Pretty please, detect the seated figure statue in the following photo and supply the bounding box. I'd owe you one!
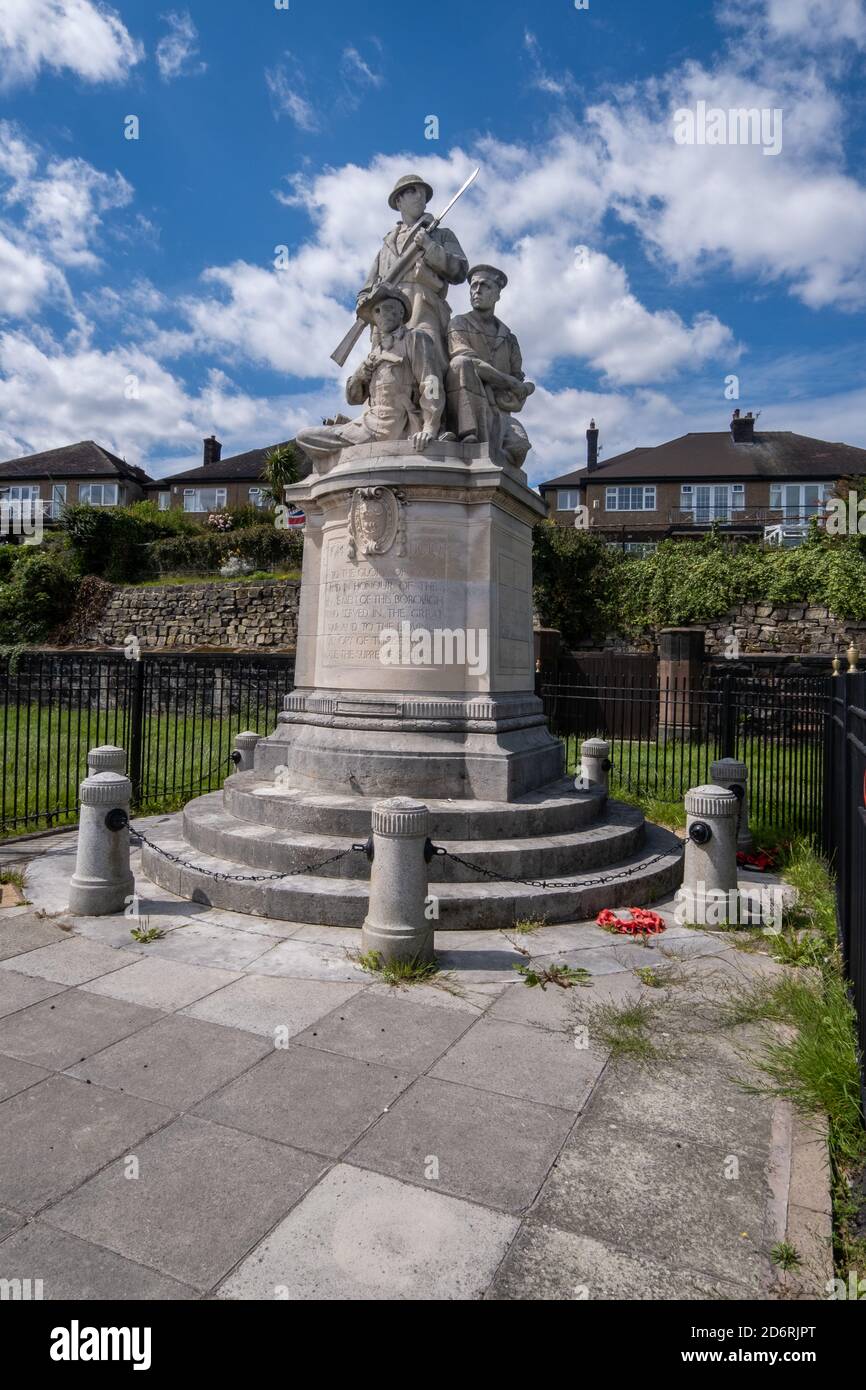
[295,286,444,467]
[445,264,535,468]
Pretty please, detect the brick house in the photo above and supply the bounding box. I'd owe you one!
[0,440,152,526]
[538,413,866,552]
[146,436,306,514]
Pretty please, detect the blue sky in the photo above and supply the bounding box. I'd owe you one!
[1,0,866,486]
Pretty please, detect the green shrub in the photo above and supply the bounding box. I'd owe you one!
[146,524,303,576]
[62,502,207,582]
[0,547,80,642]
[532,523,622,645]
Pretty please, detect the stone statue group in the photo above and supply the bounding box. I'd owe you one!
[296,172,535,470]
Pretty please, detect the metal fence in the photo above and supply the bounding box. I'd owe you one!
[0,650,295,835]
[825,672,866,1105]
[539,667,832,837]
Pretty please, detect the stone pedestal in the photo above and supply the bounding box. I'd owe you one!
[680,783,738,921]
[259,441,563,800]
[710,756,754,851]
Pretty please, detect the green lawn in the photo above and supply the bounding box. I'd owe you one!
[0,703,279,836]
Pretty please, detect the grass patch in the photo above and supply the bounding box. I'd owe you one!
[587,996,668,1061]
[352,948,440,987]
[510,916,546,935]
[770,1241,802,1272]
[0,868,26,892]
[127,569,301,588]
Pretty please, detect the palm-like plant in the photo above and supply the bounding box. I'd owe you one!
[261,442,300,506]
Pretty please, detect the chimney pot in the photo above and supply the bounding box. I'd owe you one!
[586,419,600,472]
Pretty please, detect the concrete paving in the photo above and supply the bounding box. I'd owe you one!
[0,825,834,1301]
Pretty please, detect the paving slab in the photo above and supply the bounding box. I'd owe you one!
[66,912,198,948]
[429,1016,606,1110]
[0,937,139,986]
[66,1014,272,1110]
[181,972,364,1037]
[193,906,301,939]
[294,990,472,1074]
[0,1052,51,1102]
[349,1075,574,1213]
[486,978,591,1031]
[0,1074,171,1214]
[196,1046,412,1157]
[0,1222,197,1300]
[216,1164,519,1301]
[0,913,69,961]
[531,1107,773,1291]
[248,938,370,983]
[487,1221,754,1301]
[136,921,275,971]
[431,944,525,985]
[0,990,162,1070]
[0,969,66,1018]
[0,1207,23,1240]
[83,956,243,1012]
[46,1114,326,1290]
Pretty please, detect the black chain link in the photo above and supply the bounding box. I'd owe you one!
[130,824,358,882]
[438,847,675,891]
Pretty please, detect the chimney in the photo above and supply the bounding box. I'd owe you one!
[730,409,755,444]
[586,418,599,471]
[203,434,222,467]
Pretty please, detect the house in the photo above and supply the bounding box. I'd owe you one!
[538,412,866,552]
[146,436,306,514]
[0,440,152,526]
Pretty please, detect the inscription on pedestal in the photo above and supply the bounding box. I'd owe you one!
[320,537,451,670]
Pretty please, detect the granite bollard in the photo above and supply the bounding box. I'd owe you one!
[232,731,261,773]
[87,745,126,775]
[361,797,433,965]
[68,770,135,915]
[710,756,754,851]
[679,783,738,923]
[579,738,611,796]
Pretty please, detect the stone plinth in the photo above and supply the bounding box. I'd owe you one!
[259,441,563,800]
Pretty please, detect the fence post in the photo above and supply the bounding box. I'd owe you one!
[128,658,146,809]
[720,673,736,758]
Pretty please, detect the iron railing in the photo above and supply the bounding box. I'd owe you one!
[539,667,831,838]
[0,649,295,835]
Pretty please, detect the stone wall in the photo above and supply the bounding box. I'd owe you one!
[703,603,866,657]
[76,578,300,651]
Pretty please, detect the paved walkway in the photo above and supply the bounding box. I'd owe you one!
[0,819,833,1300]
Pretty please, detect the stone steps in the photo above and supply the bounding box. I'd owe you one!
[222,771,603,838]
[139,820,684,930]
[182,792,646,882]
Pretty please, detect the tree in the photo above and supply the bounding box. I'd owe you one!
[261,442,300,506]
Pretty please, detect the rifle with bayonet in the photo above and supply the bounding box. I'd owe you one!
[330,167,479,367]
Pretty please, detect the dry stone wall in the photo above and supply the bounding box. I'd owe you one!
[76,578,300,651]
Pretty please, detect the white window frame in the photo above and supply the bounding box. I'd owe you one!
[45,483,67,520]
[0,484,41,524]
[556,489,579,511]
[248,486,271,509]
[157,491,171,511]
[183,486,227,513]
[605,485,656,512]
[79,481,119,507]
[680,483,745,522]
[769,482,829,522]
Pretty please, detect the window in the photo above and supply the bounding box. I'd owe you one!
[680,483,745,523]
[79,482,119,506]
[249,486,271,509]
[0,484,40,523]
[45,483,66,520]
[605,486,656,512]
[769,483,828,522]
[556,489,579,511]
[623,541,658,557]
[157,491,170,511]
[183,487,227,512]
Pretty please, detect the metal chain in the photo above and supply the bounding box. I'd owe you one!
[437,847,675,891]
[129,824,358,882]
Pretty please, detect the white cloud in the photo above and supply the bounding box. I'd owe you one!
[156,10,205,81]
[523,30,578,98]
[0,123,132,270]
[0,230,56,316]
[720,0,866,49]
[0,0,143,86]
[265,55,320,132]
[341,45,382,91]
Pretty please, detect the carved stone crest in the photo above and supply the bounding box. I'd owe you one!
[347,486,406,561]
